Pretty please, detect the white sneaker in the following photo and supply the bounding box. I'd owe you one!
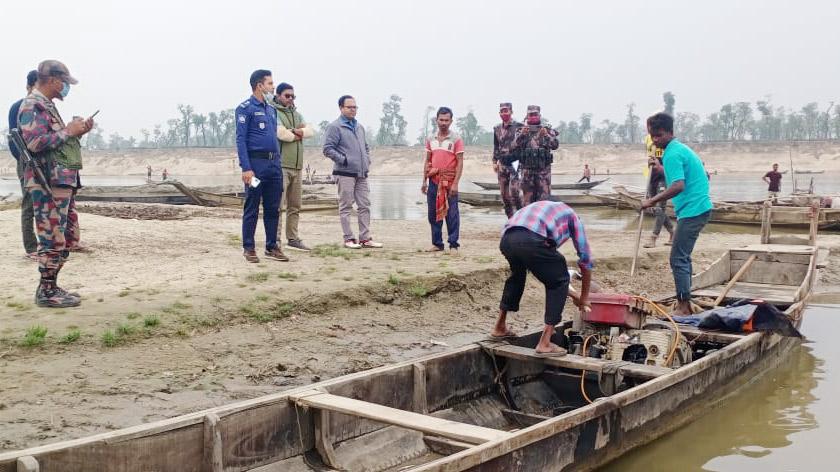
[344,239,362,249]
[360,239,383,248]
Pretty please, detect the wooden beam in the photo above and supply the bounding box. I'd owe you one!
[715,255,757,306]
[313,409,339,469]
[760,201,772,244]
[290,391,510,445]
[16,456,39,472]
[201,413,223,472]
[413,363,427,414]
[487,344,671,380]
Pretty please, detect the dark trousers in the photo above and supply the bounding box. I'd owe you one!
[427,180,460,249]
[670,211,710,301]
[242,158,283,251]
[577,176,590,183]
[16,158,37,253]
[499,227,570,325]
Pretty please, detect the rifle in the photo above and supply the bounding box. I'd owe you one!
[8,128,52,196]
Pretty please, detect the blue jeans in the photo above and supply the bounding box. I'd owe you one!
[242,158,283,251]
[427,180,460,249]
[670,211,710,301]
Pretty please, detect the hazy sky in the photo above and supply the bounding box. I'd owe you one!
[3,0,838,139]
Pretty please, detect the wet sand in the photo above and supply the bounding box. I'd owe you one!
[1,203,839,452]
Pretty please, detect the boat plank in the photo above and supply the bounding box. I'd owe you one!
[693,281,798,304]
[289,391,509,445]
[729,259,808,285]
[487,344,671,380]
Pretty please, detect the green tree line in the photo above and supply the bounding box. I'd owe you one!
[2,92,837,151]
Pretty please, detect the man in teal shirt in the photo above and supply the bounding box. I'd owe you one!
[641,112,712,315]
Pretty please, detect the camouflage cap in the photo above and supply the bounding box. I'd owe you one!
[499,102,513,110]
[527,105,541,114]
[37,60,78,84]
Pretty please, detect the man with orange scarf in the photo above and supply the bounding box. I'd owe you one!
[421,107,464,253]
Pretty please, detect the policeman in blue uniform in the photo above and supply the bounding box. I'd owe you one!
[236,69,287,263]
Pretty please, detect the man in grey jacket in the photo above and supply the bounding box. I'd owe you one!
[323,95,383,249]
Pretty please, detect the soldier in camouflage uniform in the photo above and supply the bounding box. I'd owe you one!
[514,105,559,204]
[492,102,523,217]
[18,60,93,308]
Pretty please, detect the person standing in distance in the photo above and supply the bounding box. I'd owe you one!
[235,69,287,263]
[763,163,783,202]
[7,70,38,259]
[492,102,524,218]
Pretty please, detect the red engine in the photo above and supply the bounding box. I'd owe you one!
[582,293,648,329]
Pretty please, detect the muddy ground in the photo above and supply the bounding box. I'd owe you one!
[1,203,839,452]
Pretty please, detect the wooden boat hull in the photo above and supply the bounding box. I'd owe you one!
[459,192,609,207]
[76,182,338,212]
[0,245,815,472]
[472,179,607,191]
[612,185,840,230]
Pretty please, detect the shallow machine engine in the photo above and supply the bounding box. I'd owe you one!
[570,293,692,368]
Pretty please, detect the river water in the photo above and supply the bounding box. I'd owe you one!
[3,173,839,234]
[602,305,840,471]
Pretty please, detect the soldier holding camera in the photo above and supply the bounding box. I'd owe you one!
[513,105,559,204]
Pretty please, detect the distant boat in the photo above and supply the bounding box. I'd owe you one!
[459,191,613,207]
[76,181,338,211]
[472,178,609,191]
[793,170,825,175]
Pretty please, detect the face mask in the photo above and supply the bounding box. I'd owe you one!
[59,82,70,98]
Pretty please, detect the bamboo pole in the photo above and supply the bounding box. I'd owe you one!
[713,255,757,306]
[630,167,653,277]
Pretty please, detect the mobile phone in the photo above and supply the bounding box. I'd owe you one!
[89,110,100,120]
[250,176,261,188]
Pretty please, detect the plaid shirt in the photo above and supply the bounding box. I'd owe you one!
[503,201,594,270]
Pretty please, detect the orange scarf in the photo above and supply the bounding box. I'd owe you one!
[429,168,457,222]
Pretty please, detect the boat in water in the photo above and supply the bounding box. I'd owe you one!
[472,178,608,191]
[0,221,820,471]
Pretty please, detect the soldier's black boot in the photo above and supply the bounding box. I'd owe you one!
[35,273,80,308]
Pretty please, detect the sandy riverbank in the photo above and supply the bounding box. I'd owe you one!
[2,141,840,179]
[1,203,839,451]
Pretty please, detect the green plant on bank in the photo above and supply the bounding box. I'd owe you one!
[246,272,271,283]
[162,301,193,314]
[408,283,429,298]
[117,323,135,337]
[311,244,354,260]
[226,234,242,247]
[278,272,298,280]
[6,301,30,311]
[475,256,493,263]
[388,274,400,285]
[241,300,295,323]
[21,326,48,347]
[117,290,130,297]
[143,315,160,328]
[126,312,141,320]
[59,329,81,344]
[101,330,119,347]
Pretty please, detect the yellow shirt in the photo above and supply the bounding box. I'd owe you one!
[646,134,663,159]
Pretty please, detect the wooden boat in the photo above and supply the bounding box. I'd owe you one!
[612,184,840,230]
[472,178,608,191]
[459,191,610,207]
[76,182,338,212]
[0,233,818,471]
[793,170,825,174]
